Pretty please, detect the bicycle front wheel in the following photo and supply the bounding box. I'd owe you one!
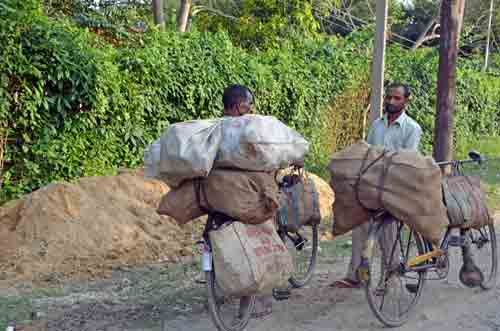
[206,270,255,331]
[364,221,427,327]
[279,224,318,288]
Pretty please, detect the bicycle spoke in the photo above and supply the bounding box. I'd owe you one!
[365,220,426,327]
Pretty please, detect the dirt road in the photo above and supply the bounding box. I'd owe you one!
[5,223,499,331]
[163,248,500,331]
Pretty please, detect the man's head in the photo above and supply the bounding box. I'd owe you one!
[384,82,411,114]
[223,84,254,117]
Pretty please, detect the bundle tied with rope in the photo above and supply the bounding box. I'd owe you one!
[328,141,448,245]
[157,169,280,225]
[276,168,322,232]
[157,169,293,296]
[442,175,493,229]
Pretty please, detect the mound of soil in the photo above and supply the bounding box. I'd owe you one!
[0,169,333,284]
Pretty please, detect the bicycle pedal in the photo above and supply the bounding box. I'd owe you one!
[448,235,469,247]
[272,288,291,301]
[295,239,307,251]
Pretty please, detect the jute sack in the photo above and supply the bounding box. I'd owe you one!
[209,219,294,296]
[442,175,492,229]
[157,169,279,225]
[277,174,321,232]
[157,183,204,224]
[328,141,448,244]
[330,178,371,236]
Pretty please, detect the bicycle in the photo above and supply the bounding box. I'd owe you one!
[199,167,319,331]
[358,151,498,327]
[200,212,255,331]
[275,168,319,289]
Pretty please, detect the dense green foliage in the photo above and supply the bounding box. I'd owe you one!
[0,0,499,202]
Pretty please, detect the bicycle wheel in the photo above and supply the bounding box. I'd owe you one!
[467,224,498,290]
[364,220,427,327]
[206,270,255,331]
[279,224,318,288]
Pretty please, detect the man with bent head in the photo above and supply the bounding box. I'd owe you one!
[221,84,273,319]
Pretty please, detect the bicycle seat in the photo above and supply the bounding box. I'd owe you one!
[468,150,482,163]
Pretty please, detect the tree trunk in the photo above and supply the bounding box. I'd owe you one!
[484,0,495,71]
[152,0,165,30]
[177,0,192,33]
[433,0,465,166]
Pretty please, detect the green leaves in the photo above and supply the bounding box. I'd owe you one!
[1,0,500,203]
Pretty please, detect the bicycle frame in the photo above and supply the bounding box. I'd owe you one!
[380,155,485,274]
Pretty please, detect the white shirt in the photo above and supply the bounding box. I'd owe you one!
[366,112,422,152]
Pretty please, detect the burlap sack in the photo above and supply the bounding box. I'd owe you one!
[330,179,371,236]
[277,175,322,232]
[442,175,492,229]
[157,183,204,224]
[157,169,280,225]
[328,141,448,244]
[209,219,294,296]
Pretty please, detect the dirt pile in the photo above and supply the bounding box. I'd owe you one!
[0,170,333,283]
[307,173,335,219]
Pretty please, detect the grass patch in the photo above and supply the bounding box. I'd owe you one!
[454,135,500,211]
[0,296,34,329]
[0,285,68,329]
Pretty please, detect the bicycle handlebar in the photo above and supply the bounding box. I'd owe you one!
[436,150,485,166]
[436,158,481,166]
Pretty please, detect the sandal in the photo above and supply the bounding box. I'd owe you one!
[330,278,362,289]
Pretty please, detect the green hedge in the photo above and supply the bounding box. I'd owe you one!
[386,47,500,155]
[1,0,499,202]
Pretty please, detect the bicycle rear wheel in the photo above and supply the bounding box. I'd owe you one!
[467,223,498,290]
[206,270,255,331]
[364,220,427,327]
[279,224,318,288]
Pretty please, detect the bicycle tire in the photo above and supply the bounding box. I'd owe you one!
[364,221,427,328]
[206,270,255,331]
[280,224,319,288]
[469,224,498,290]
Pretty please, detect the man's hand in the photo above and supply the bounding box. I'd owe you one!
[291,159,305,168]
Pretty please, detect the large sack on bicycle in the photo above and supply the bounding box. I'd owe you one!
[157,183,205,224]
[215,115,309,171]
[330,178,371,235]
[158,119,222,187]
[277,174,322,232]
[442,175,492,229]
[157,170,279,225]
[210,219,294,296]
[328,141,448,244]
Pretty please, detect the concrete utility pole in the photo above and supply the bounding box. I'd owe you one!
[369,0,389,123]
[433,0,465,163]
[152,0,165,30]
[484,0,495,71]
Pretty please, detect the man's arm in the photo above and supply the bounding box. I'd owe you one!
[404,126,422,151]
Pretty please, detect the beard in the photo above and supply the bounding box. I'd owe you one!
[385,104,403,114]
